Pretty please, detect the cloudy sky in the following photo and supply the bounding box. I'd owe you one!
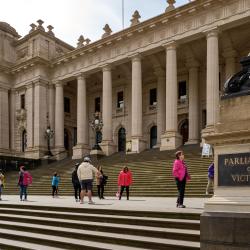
[1,0,188,47]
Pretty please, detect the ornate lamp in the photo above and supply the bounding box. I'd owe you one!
[90,112,103,150]
[45,126,54,156]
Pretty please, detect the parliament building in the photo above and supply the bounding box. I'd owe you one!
[0,0,249,159]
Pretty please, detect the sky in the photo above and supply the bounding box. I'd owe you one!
[0,0,188,47]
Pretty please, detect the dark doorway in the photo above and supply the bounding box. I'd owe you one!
[150,126,157,148]
[22,130,27,152]
[118,127,126,152]
[179,119,189,144]
[64,129,69,151]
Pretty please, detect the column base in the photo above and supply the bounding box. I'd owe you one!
[53,147,67,160]
[99,141,116,156]
[185,139,200,145]
[25,146,47,159]
[160,131,182,151]
[129,137,146,154]
[72,144,90,159]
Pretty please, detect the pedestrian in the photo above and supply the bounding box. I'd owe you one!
[51,172,60,197]
[172,151,191,208]
[77,156,99,204]
[18,166,32,201]
[206,162,214,195]
[96,166,107,199]
[72,163,81,202]
[118,166,133,200]
[0,170,5,201]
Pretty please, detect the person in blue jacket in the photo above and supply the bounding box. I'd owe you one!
[51,172,60,197]
[206,163,214,195]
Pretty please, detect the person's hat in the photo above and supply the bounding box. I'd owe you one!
[83,156,91,163]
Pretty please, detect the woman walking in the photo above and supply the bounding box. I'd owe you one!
[118,166,133,200]
[172,151,190,208]
[72,163,81,202]
[18,166,32,201]
[51,172,60,197]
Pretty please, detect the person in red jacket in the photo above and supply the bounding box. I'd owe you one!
[172,151,191,208]
[18,166,32,201]
[118,166,132,200]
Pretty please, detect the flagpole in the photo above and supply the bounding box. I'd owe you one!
[122,0,124,29]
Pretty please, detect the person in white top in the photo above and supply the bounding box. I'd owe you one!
[77,156,99,204]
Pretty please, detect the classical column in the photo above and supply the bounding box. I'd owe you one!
[33,80,47,156]
[224,50,237,82]
[73,74,89,159]
[154,68,166,146]
[99,65,116,156]
[161,42,182,150]
[54,82,65,152]
[131,54,146,153]
[186,61,200,144]
[206,29,219,129]
[9,90,16,151]
[0,87,9,151]
[48,84,55,147]
[26,83,34,149]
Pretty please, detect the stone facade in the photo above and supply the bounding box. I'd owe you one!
[0,0,249,159]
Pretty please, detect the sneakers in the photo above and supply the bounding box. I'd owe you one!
[178,204,186,208]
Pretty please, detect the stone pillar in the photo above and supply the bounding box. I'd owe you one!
[224,50,237,82]
[0,87,9,153]
[73,74,89,159]
[48,84,55,148]
[26,83,34,149]
[154,68,166,147]
[205,29,220,131]
[186,61,200,145]
[54,82,65,155]
[99,65,116,156]
[161,42,182,151]
[33,80,47,157]
[131,54,146,153]
[9,90,16,151]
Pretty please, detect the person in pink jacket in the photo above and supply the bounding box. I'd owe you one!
[18,166,33,201]
[172,151,190,208]
[118,166,133,200]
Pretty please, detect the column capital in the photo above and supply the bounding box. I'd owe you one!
[204,27,220,39]
[162,41,177,51]
[32,78,49,87]
[102,64,112,72]
[130,53,142,63]
[76,72,87,81]
[26,82,34,89]
[52,80,65,87]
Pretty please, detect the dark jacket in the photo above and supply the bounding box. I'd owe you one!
[72,170,80,186]
[208,163,214,179]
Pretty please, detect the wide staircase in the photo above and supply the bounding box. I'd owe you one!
[3,145,212,197]
[0,204,200,250]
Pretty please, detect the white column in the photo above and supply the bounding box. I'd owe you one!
[131,54,145,153]
[55,82,64,150]
[206,29,219,128]
[0,87,9,151]
[48,84,55,147]
[160,42,182,150]
[187,62,199,144]
[33,81,47,152]
[154,68,166,146]
[26,83,34,149]
[10,90,16,150]
[102,65,113,142]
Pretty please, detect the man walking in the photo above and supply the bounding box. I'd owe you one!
[77,156,99,204]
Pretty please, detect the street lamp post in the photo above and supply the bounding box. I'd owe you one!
[45,126,54,156]
[90,112,103,150]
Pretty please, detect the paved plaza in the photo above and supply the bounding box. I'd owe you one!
[0,195,207,214]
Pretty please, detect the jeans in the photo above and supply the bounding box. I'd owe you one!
[52,185,58,197]
[175,178,186,206]
[206,177,214,194]
[20,185,27,200]
[97,185,105,199]
[119,186,130,200]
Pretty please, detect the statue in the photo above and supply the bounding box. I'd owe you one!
[223,54,250,98]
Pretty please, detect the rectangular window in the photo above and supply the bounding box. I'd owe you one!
[95,97,101,112]
[64,97,70,113]
[21,94,25,109]
[150,88,157,105]
[117,91,124,108]
[178,81,187,103]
